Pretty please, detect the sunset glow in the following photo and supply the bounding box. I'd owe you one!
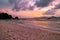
[0,0,60,18]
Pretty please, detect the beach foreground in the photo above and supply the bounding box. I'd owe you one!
[0,20,60,40]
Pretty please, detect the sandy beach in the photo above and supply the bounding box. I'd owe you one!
[0,20,60,40]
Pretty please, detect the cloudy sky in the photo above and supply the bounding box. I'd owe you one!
[0,0,60,18]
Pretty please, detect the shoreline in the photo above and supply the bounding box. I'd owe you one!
[0,20,60,40]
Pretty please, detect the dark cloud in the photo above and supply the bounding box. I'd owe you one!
[43,9,56,15]
[28,6,34,10]
[0,0,54,11]
[12,0,28,11]
[8,0,21,11]
[8,0,15,4]
[54,4,60,9]
[9,0,35,11]
[12,4,20,11]
[35,0,53,7]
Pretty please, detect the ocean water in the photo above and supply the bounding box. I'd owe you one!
[9,20,60,29]
[3,20,60,32]
[14,20,60,32]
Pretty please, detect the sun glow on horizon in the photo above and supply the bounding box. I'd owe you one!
[0,7,60,18]
[0,8,45,18]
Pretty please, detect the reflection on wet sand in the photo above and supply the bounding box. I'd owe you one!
[0,20,60,40]
[18,20,60,29]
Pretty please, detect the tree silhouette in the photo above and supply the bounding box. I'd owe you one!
[14,17,19,19]
[0,12,13,19]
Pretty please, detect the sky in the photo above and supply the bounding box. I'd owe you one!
[0,0,60,18]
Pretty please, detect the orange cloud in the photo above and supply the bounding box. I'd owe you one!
[0,8,44,18]
[0,8,60,18]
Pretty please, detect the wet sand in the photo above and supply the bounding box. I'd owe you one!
[0,20,60,40]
